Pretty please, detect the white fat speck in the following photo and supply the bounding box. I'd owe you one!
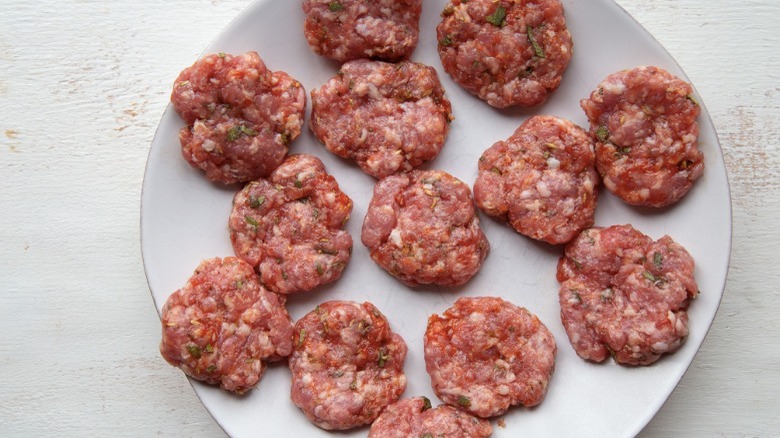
[358,128,368,143]
[638,188,650,200]
[469,312,486,323]
[497,385,510,395]
[202,139,217,152]
[652,342,669,352]
[604,79,627,94]
[536,180,551,198]
[389,228,402,247]
[546,156,561,169]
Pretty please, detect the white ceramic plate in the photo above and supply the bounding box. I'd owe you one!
[141,0,731,436]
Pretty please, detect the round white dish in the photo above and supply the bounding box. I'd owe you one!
[141,0,732,436]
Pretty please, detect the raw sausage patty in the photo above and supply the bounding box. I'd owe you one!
[580,66,703,207]
[437,0,573,108]
[159,257,293,393]
[369,396,492,438]
[424,297,557,418]
[361,169,489,287]
[289,301,408,430]
[171,51,306,184]
[302,0,422,62]
[229,154,353,294]
[310,59,453,179]
[474,115,598,245]
[557,224,698,365]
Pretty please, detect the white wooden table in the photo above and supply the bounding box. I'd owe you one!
[2,0,778,436]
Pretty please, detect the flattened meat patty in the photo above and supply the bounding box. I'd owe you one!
[303,0,422,62]
[159,257,293,393]
[171,51,306,184]
[557,224,698,365]
[424,297,557,418]
[361,169,489,287]
[289,301,408,430]
[437,0,573,108]
[310,59,453,179]
[229,154,353,294]
[474,115,598,245]
[580,66,703,207]
[369,396,492,438]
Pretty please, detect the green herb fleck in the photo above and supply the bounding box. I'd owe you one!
[595,125,610,143]
[218,52,226,58]
[490,166,502,176]
[527,25,545,58]
[177,80,190,87]
[570,290,582,303]
[377,348,390,368]
[420,434,433,438]
[298,329,306,347]
[350,380,358,390]
[600,288,614,302]
[294,179,303,188]
[227,125,258,142]
[328,1,344,12]
[316,264,324,276]
[486,5,506,27]
[240,125,258,136]
[653,252,663,269]
[439,35,453,46]
[244,215,259,228]
[686,94,699,106]
[421,396,432,412]
[642,271,665,285]
[282,270,288,280]
[205,344,214,353]
[249,195,266,209]
[186,344,202,359]
[458,395,472,408]
[206,364,217,373]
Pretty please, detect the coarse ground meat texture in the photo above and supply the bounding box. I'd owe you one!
[437,0,573,108]
[369,396,492,438]
[289,301,408,430]
[302,0,422,62]
[171,52,306,184]
[424,297,557,418]
[310,59,454,179]
[580,66,703,207]
[361,169,489,287]
[229,154,353,295]
[557,224,699,365]
[474,115,598,245]
[159,257,293,393]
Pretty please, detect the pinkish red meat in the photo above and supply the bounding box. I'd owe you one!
[159,257,293,393]
[474,115,598,245]
[557,224,698,365]
[229,154,353,294]
[310,59,453,179]
[289,301,408,430]
[580,66,703,207]
[302,0,422,62]
[437,0,573,107]
[424,297,556,418]
[361,169,489,287]
[171,52,306,184]
[369,396,492,438]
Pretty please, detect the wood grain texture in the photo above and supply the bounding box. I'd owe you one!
[1,0,778,436]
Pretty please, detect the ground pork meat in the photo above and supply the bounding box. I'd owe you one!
[229,154,353,294]
[289,301,408,430]
[437,0,573,108]
[369,396,492,438]
[580,66,703,207]
[557,224,698,365]
[361,169,489,287]
[424,297,556,418]
[474,115,598,245]
[303,0,422,62]
[310,59,453,179]
[159,257,293,393]
[171,51,306,184]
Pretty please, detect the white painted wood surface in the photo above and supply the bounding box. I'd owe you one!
[1,0,777,436]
